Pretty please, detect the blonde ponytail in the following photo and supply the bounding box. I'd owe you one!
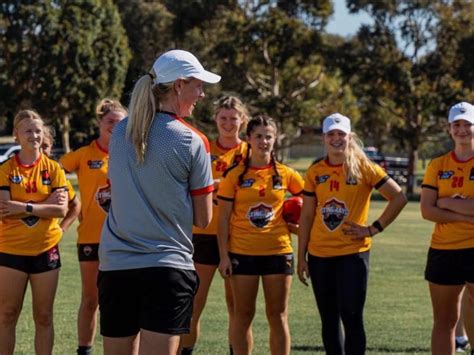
[344,132,375,182]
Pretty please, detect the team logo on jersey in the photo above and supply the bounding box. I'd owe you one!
[247,203,274,228]
[321,198,349,231]
[9,175,22,184]
[211,154,218,162]
[240,178,255,188]
[315,175,330,184]
[233,154,243,164]
[41,170,51,185]
[47,246,60,269]
[96,181,111,213]
[346,177,358,185]
[438,170,454,179]
[88,160,104,169]
[83,245,93,256]
[21,200,40,227]
[470,168,474,180]
[272,175,283,189]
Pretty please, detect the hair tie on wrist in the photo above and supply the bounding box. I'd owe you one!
[372,220,384,233]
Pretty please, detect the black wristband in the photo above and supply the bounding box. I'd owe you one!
[372,220,384,233]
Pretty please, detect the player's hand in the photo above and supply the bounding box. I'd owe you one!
[43,188,68,206]
[0,200,26,218]
[342,221,372,239]
[297,257,309,287]
[287,222,299,235]
[218,255,232,278]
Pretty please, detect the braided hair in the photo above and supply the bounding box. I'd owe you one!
[238,115,280,186]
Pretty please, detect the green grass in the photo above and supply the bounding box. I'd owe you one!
[12,201,435,354]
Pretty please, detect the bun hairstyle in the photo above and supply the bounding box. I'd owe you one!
[215,95,249,132]
[238,115,281,186]
[96,98,127,120]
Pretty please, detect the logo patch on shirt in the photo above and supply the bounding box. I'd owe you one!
[96,180,111,213]
[247,203,274,228]
[211,154,218,162]
[321,198,349,231]
[88,160,104,169]
[41,170,51,185]
[438,170,454,179]
[9,175,22,184]
[240,178,255,188]
[233,154,243,164]
[470,168,474,180]
[272,175,283,189]
[316,175,330,184]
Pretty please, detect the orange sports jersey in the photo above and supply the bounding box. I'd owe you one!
[218,162,304,255]
[304,158,388,257]
[0,154,67,255]
[422,151,474,250]
[60,140,109,244]
[193,140,248,236]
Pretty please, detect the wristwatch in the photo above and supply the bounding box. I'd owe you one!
[25,203,33,214]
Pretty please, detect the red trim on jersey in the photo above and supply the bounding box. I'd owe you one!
[216,139,242,151]
[249,164,272,170]
[190,185,214,196]
[175,118,211,153]
[95,139,109,154]
[15,153,42,168]
[451,151,474,163]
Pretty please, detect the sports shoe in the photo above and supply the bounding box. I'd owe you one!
[455,337,469,352]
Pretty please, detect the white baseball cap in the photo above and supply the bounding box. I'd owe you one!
[152,49,221,84]
[448,102,474,124]
[323,113,351,134]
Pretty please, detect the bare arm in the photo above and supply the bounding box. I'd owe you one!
[0,189,68,219]
[297,194,316,286]
[217,198,233,277]
[192,193,212,228]
[436,197,474,217]
[60,196,81,232]
[343,178,407,238]
[421,188,474,223]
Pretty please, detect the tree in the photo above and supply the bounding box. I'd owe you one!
[0,0,131,150]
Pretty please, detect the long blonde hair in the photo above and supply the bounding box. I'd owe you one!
[344,132,375,182]
[126,69,175,164]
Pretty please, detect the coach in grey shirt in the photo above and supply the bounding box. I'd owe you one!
[98,50,219,354]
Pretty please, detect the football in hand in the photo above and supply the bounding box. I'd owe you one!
[282,196,303,224]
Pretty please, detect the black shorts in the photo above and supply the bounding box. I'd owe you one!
[77,243,99,262]
[229,252,294,276]
[98,267,199,337]
[193,234,219,265]
[0,245,61,274]
[425,247,474,285]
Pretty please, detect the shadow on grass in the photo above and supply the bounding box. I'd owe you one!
[292,345,430,353]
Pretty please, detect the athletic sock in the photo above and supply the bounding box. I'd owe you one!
[181,347,194,355]
[456,335,469,343]
[77,346,92,355]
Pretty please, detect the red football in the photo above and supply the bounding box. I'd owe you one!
[282,196,303,224]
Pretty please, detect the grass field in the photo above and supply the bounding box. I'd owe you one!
[12,201,436,354]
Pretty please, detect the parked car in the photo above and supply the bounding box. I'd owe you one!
[0,144,21,163]
[364,147,409,185]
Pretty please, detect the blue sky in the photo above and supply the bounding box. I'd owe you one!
[326,0,372,37]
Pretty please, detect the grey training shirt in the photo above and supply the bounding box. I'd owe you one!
[99,112,213,271]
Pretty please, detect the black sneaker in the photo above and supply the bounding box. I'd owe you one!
[455,338,469,352]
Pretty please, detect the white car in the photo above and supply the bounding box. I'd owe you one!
[0,145,21,163]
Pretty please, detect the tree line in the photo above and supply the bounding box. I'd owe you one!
[1,0,473,194]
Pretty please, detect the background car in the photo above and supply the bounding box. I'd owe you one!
[0,144,21,163]
[364,146,409,185]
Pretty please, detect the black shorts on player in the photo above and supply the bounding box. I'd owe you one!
[192,234,219,266]
[0,245,61,274]
[425,247,474,285]
[229,252,294,276]
[98,266,199,337]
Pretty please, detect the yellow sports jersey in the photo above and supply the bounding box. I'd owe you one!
[0,154,67,255]
[60,140,109,244]
[66,179,76,202]
[218,162,304,255]
[304,158,388,257]
[422,151,474,250]
[193,140,248,236]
